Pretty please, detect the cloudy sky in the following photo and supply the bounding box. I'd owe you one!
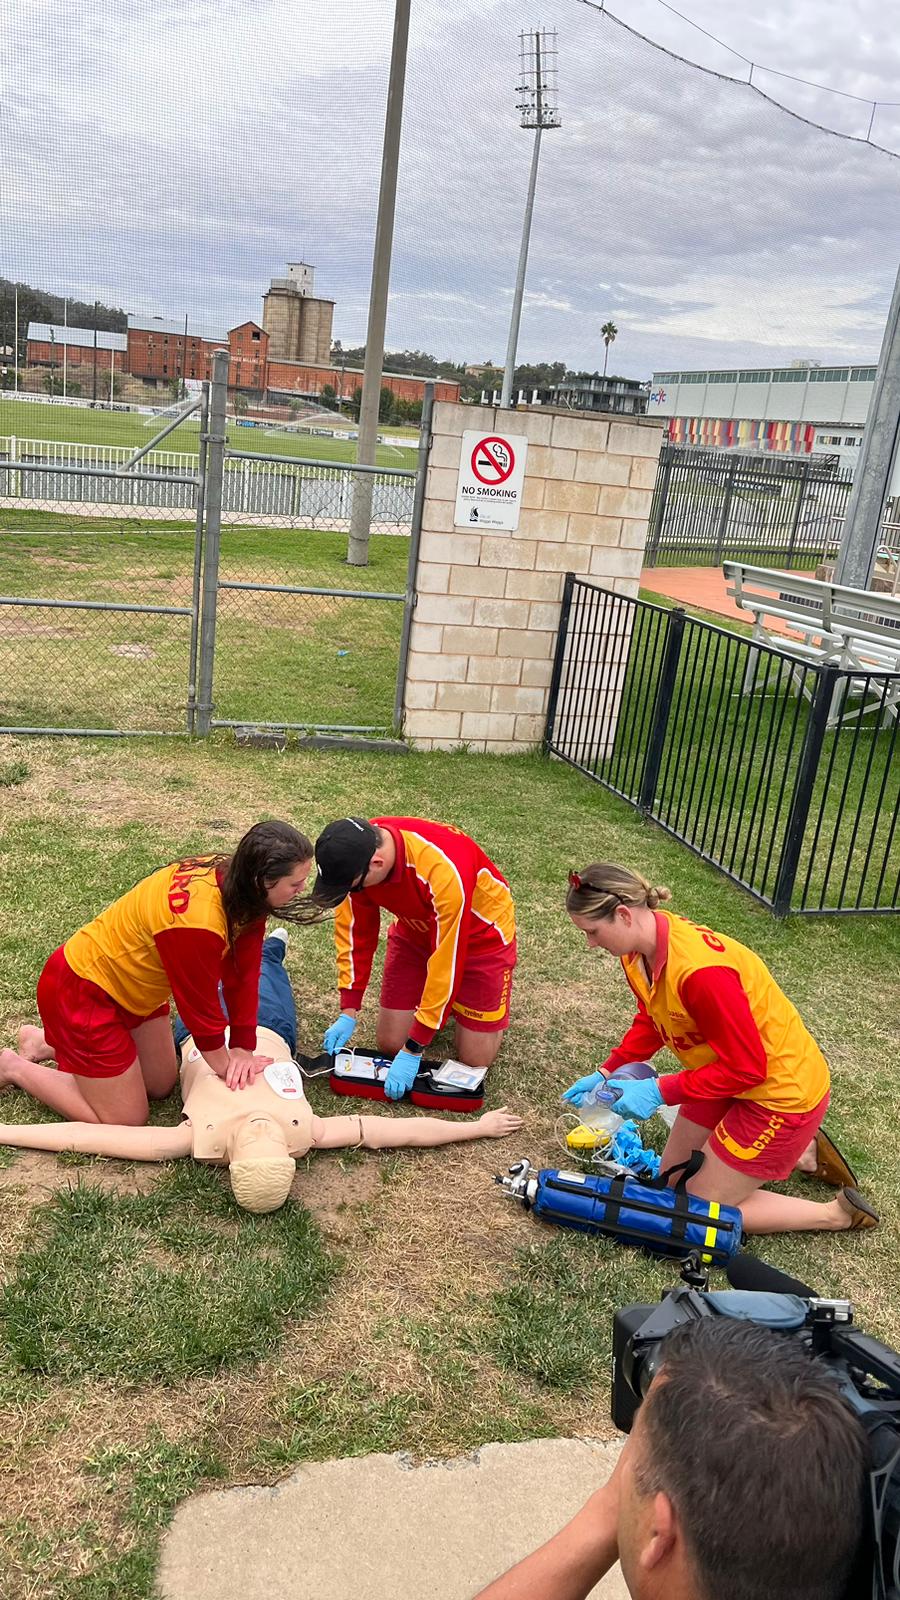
[3,0,899,376]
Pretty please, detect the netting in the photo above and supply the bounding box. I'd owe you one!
[2,0,898,376]
[2,0,899,734]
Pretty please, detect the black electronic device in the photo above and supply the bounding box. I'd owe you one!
[610,1253,900,1599]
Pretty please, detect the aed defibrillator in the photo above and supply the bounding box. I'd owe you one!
[297,1046,487,1112]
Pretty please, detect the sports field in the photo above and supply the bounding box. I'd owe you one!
[0,397,418,469]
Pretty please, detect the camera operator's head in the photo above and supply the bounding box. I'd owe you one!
[618,1317,869,1600]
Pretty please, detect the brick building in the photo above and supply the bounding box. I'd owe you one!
[265,360,460,405]
[26,322,128,373]
[28,293,458,405]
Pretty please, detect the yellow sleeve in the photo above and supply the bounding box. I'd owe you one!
[410,843,471,1044]
[335,893,381,1008]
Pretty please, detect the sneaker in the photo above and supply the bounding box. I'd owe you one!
[269,928,288,948]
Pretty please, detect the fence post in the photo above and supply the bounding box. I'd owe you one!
[195,351,228,737]
[645,445,673,567]
[784,458,811,570]
[638,607,685,813]
[714,454,739,563]
[771,663,837,916]
[392,382,434,734]
[544,570,576,752]
[185,380,210,734]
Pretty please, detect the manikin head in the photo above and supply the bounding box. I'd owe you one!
[565,861,671,958]
[616,1318,869,1600]
[227,1115,296,1213]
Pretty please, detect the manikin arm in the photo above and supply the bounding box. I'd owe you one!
[310,1107,522,1152]
[0,1121,193,1161]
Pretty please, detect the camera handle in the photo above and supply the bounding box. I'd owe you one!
[678,1251,711,1292]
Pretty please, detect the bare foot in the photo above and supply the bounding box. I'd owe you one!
[0,1047,21,1090]
[17,1024,54,1064]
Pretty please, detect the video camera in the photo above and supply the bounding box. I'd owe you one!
[612,1254,900,1600]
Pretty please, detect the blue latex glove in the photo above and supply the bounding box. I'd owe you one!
[323,1013,357,1055]
[610,1122,662,1180]
[384,1047,421,1100]
[561,1071,605,1108]
[605,1075,663,1121]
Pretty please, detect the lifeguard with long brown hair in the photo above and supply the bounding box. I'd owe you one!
[0,821,314,1126]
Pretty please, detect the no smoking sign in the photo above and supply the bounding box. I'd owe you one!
[454,429,528,531]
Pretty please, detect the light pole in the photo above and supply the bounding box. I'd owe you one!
[500,29,560,411]
[347,0,412,567]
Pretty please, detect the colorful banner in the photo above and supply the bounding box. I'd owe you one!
[666,416,816,454]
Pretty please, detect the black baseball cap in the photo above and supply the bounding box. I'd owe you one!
[313,817,379,904]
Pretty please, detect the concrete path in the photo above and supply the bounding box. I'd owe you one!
[158,1437,629,1600]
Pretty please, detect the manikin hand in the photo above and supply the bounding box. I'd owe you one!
[477,1107,523,1138]
[224,1049,273,1091]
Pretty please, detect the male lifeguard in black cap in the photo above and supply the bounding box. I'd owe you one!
[313,818,517,1099]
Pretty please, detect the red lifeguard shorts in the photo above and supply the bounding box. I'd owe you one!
[36,945,169,1078]
[380,926,516,1035]
[678,1090,830,1181]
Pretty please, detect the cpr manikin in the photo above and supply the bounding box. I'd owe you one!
[0,1024,522,1212]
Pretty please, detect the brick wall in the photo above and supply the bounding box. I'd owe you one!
[402,402,664,752]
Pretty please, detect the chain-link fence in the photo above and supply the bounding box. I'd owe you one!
[0,365,426,738]
[0,415,203,734]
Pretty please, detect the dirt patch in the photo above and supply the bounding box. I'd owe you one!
[290,1152,384,1240]
[0,1149,161,1202]
[29,555,94,572]
[109,643,155,659]
[0,617,79,638]
[104,577,192,604]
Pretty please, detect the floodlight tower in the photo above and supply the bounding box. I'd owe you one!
[500,29,560,411]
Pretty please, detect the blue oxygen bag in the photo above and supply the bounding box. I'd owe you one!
[497,1153,744,1269]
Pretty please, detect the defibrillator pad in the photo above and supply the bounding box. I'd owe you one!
[263,1060,307,1100]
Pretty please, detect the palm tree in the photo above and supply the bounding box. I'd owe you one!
[601,320,618,378]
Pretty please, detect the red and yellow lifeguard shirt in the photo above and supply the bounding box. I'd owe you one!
[335,817,516,1047]
[602,910,829,1114]
[64,863,264,1053]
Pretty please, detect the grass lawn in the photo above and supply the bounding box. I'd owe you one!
[0,514,410,733]
[0,397,417,470]
[0,736,898,1597]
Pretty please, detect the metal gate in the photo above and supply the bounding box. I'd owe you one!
[645,443,853,570]
[196,368,430,739]
[0,361,430,739]
[0,394,206,737]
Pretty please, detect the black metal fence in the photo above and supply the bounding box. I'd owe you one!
[645,444,853,570]
[545,576,900,915]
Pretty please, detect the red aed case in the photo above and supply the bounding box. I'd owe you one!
[328,1047,487,1112]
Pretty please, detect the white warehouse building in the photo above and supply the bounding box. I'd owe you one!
[646,362,878,476]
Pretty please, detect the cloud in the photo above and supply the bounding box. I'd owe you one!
[1,0,898,375]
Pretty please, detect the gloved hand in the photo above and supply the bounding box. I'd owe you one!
[561,1071,606,1108]
[323,1013,357,1055]
[605,1075,663,1121]
[384,1047,421,1100]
